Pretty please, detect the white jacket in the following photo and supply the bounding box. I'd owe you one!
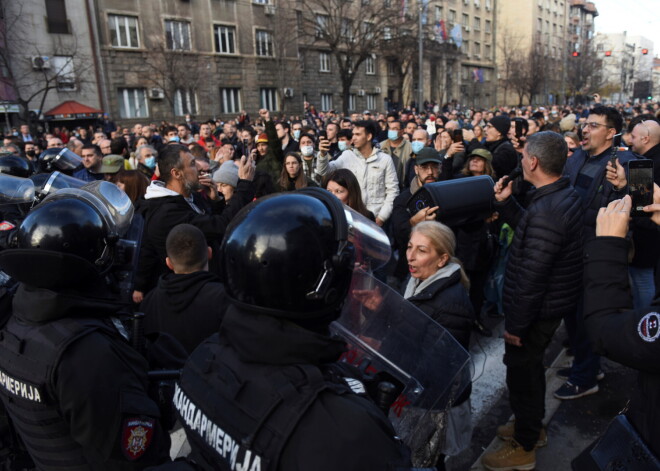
[316,147,399,221]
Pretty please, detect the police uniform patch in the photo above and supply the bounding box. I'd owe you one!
[0,221,15,231]
[122,417,154,460]
[637,312,660,343]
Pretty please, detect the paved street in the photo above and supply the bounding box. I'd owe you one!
[448,317,637,471]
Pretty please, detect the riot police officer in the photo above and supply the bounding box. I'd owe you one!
[175,188,413,470]
[0,182,171,470]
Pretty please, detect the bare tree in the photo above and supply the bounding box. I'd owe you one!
[269,0,302,114]
[299,0,399,114]
[0,3,94,131]
[496,30,527,105]
[566,42,606,103]
[142,41,208,118]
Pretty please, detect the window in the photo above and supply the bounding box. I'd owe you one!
[255,30,273,57]
[260,88,279,110]
[320,93,333,111]
[109,15,139,48]
[340,54,353,73]
[537,18,542,32]
[387,60,396,76]
[316,15,328,37]
[45,0,70,34]
[485,19,491,33]
[366,94,376,110]
[341,19,354,41]
[362,22,374,40]
[165,20,191,50]
[383,27,392,40]
[435,6,443,22]
[214,25,236,54]
[52,56,76,91]
[485,44,492,59]
[448,10,456,23]
[174,89,197,116]
[474,42,481,56]
[118,88,148,119]
[474,17,480,31]
[299,51,305,71]
[462,40,469,55]
[462,14,469,28]
[220,88,241,114]
[320,52,331,72]
[253,0,269,4]
[348,94,356,111]
[365,55,375,75]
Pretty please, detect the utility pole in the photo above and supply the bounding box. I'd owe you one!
[417,0,423,112]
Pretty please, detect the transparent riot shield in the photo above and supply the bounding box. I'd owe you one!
[330,268,471,450]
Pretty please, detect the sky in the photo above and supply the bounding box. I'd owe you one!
[594,0,659,56]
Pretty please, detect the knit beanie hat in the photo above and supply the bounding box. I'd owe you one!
[489,115,511,138]
[212,161,239,187]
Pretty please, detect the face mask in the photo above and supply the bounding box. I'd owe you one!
[388,130,399,141]
[300,145,314,157]
[169,136,180,142]
[293,130,301,140]
[25,150,36,158]
[12,132,18,137]
[338,141,348,152]
[144,156,156,169]
[411,141,425,154]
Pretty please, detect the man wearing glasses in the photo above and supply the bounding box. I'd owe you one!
[556,105,636,400]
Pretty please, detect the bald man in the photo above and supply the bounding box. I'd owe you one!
[630,120,660,184]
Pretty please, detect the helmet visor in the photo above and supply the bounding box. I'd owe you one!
[38,181,134,237]
[39,148,82,171]
[0,173,35,205]
[343,205,391,272]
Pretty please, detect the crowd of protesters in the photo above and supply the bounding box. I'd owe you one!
[1,95,660,470]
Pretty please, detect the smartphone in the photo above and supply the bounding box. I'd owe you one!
[243,138,250,156]
[515,120,524,139]
[318,131,327,140]
[628,159,654,217]
[452,129,463,143]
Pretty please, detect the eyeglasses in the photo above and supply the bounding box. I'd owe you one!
[580,122,613,130]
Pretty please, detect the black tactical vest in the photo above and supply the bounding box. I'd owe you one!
[0,316,118,471]
[175,333,355,471]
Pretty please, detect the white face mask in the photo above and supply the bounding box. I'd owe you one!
[300,145,314,157]
[338,141,348,152]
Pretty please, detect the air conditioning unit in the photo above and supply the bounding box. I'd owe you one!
[357,89,365,96]
[464,26,470,32]
[374,86,381,94]
[149,88,165,100]
[264,4,276,15]
[31,56,51,70]
[283,87,294,98]
[474,54,481,59]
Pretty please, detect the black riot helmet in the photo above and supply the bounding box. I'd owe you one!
[221,187,391,319]
[37,147,82,174]
[0,153,33,178]
[0,181,135,290]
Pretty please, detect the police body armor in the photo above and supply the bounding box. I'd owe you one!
[0,315,119,471]
[175,333,356,471]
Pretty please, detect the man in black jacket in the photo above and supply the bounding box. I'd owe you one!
[141,224,228,354]
[482,132,584,471]
[579,195,660,461]
[132,144,255,302]
[484,115,518,179]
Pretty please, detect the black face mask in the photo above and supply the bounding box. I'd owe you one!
[25,150,36,158]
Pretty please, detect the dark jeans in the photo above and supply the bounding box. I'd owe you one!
[564,297,600,388]
[504,317,562,451]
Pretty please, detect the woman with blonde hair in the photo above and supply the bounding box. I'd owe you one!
[404,220,474,470]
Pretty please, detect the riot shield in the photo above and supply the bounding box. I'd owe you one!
[30,171,86,202]
[330,268,471,450]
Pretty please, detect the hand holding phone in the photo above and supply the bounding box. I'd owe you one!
[452,129,463,143]
[628,159,654,217]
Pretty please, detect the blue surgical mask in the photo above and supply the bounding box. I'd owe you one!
[411,141,425,154]
[169,136,180,142]
[388,130,399,141]
[338,141,348,152]
[293,130,301,140]
[144,156,156,169]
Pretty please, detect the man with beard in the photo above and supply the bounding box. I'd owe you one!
[390,147,443,285]
[132,144,256,303]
